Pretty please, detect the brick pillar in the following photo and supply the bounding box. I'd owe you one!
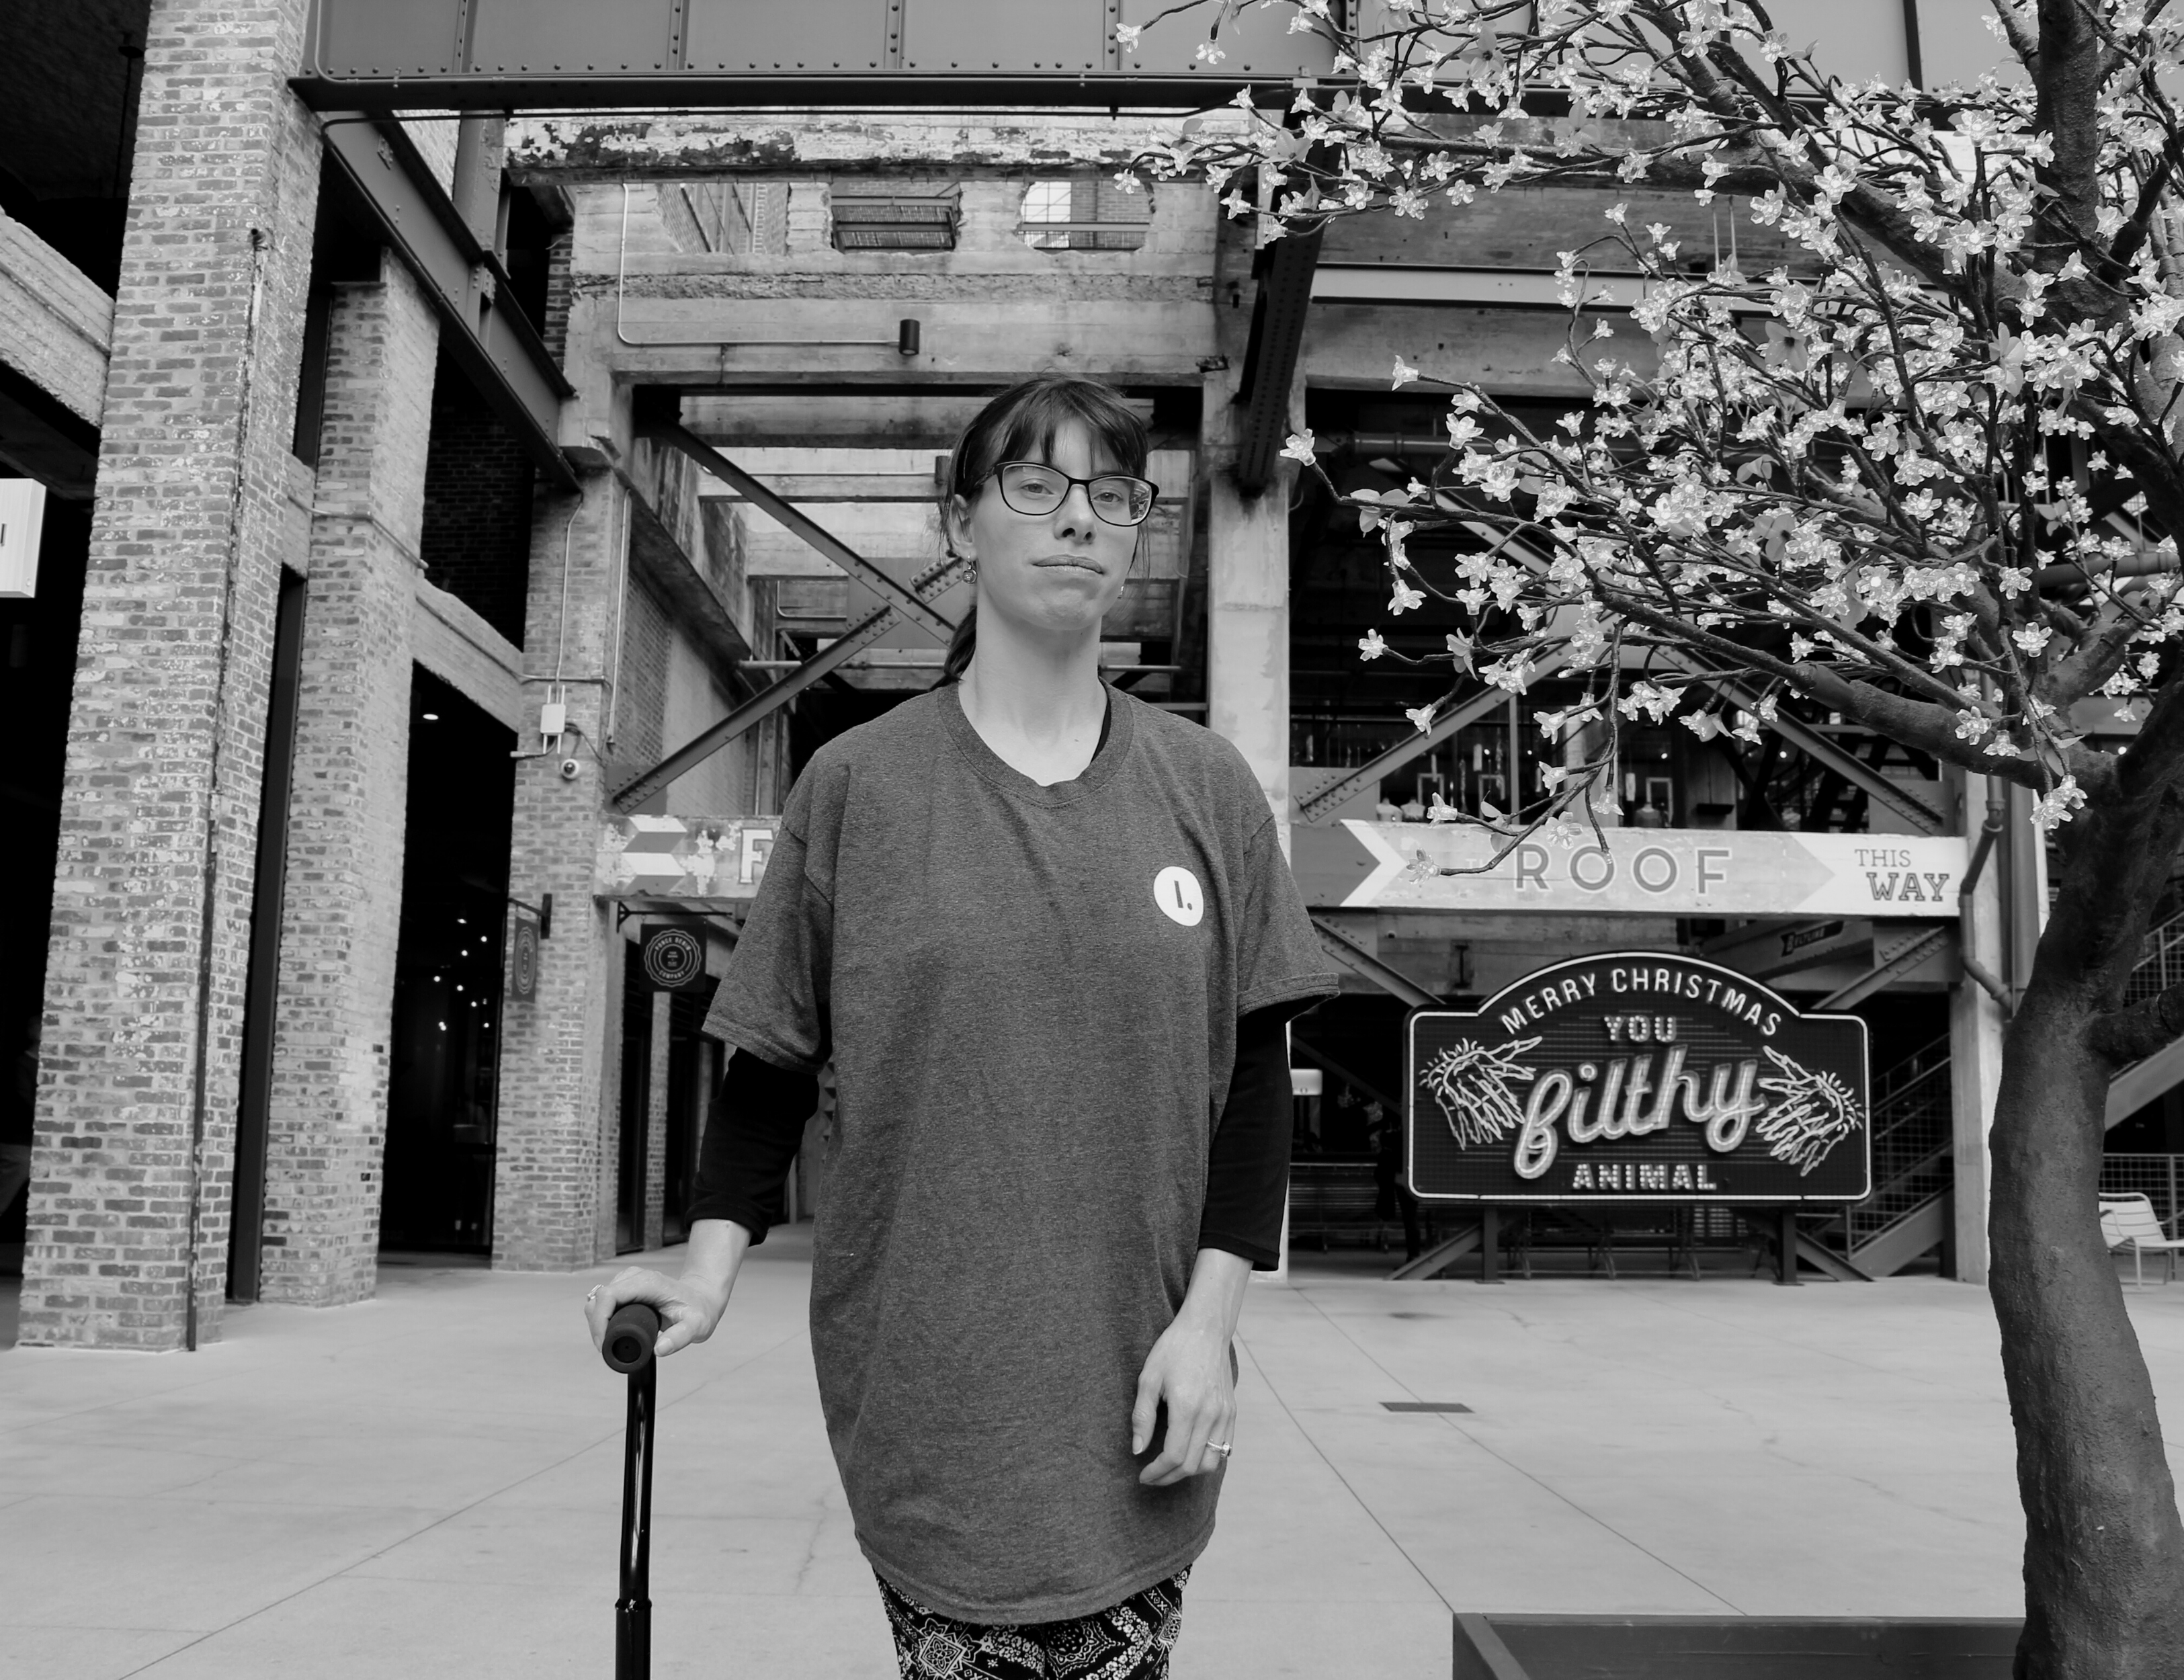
[19,0,321,1350]
[493,473,628,1270]
[257,257,439,1306]
[644,991,670,1251]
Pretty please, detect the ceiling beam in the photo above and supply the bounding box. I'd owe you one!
[1233,226,1322,497]
[320,114,576,492]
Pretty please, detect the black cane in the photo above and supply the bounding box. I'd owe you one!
[601,1302,661,1680]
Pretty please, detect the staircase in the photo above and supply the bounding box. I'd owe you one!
[1824,902,2184,1275]
[2107,907,2184,1123]
[1804,1036,1954,1277]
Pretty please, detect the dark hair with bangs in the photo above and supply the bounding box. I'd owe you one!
[935,376,1151,685]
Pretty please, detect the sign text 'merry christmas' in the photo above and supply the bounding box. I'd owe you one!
[1496,962,1787,1040]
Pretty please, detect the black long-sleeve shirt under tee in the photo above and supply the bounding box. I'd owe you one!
[689,1003,1297,1267]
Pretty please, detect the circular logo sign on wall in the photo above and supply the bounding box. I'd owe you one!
[1153,866,1205,927]
[509,916,540,1001]
[640,926,705,991]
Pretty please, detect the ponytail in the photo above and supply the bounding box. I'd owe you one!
[937,601,976,686]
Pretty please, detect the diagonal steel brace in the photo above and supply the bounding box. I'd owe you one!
[609,554,970,812]
[645,422,957,643]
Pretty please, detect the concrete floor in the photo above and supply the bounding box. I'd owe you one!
[5,1236,2183,1680]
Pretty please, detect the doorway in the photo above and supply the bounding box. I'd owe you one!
[226,567,308,1300]
[378,669,515,1255]
[618,946,718,1254]
[0,497,89,1276]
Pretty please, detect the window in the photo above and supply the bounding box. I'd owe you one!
[663,181,787,256]
[829,192,960,252]
[1018,178,1150,252]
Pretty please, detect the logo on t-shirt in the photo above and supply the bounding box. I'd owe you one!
[1153,866,1205,927]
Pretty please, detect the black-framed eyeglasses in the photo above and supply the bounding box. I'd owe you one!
[983,460,1159,527]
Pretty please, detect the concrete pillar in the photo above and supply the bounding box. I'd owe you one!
[1201,365,1296,837]
[493,471,630,1270]
[1951,771,2005,1285]
[644,991,671,1251]
[19,0,321,1350]
[257,255,440,1306]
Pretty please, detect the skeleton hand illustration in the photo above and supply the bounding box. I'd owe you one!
[1753,1046,1865,1175]
[1418,1037,1543,1149]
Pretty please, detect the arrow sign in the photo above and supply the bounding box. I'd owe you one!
[1292,823,1968,920]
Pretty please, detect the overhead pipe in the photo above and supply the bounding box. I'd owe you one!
[1958,804,2012,1014]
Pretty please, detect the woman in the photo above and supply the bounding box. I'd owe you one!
[586,375,1336,1679]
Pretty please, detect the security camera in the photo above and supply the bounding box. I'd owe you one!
[559,757,583,781]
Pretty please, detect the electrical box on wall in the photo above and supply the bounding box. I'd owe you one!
[0,480,46,599]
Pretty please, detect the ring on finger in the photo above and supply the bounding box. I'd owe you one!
[1206,1440,1232,1458]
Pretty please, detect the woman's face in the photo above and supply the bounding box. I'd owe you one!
[950,419,1140,645]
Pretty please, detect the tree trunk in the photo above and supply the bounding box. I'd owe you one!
[1990,789,2184,1679]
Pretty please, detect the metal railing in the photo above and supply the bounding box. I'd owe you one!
[1819,1035,1954,1257]
[2101,1155,2184,1235]
[2124,904,2184,1007]
[1831,902,2184,1262]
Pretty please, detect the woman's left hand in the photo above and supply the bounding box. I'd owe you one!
[1132,1249,1252,1485]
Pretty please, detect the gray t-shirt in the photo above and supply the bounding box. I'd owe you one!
[705,683,1336,1624]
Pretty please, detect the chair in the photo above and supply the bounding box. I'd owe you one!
[2099,1193,2184,1287]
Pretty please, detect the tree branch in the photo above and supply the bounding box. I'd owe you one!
[1788,663,2050,787]
[2091,980,2184,1065]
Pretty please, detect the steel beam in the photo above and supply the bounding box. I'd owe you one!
[646,422,958,644]
[321,115,574,492]
[1666,658,1949,835]
[1294,650,1570,824]
[1816,924,1951,1011]
[1387,1224,1482,1282]
[1233,226,1323,496]
[1311,916,1439,1009]
[298,0,1334,109]
[610,604,896,812]
[609,554,970,812]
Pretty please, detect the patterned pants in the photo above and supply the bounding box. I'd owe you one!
[876,1567,1189,1680]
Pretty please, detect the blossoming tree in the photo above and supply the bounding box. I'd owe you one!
[1125,0,2184,1671]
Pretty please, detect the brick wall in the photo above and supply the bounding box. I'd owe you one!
[419,360,533,648]
[542,228,573,363]
[22,0,323,1349]
[494,472,627,1270]
[257,255,438,1307]
[613,573,671,776]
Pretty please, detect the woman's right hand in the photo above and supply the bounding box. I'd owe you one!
[584,1266,728,1359]
[582,1219,753,1359]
